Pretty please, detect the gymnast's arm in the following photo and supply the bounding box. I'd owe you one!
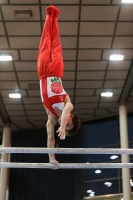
[57,95,73,139]
[45,108,59,166]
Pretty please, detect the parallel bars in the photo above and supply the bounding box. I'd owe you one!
[0,162,133,169]
[0,147,133,168]
[0,147,133,154]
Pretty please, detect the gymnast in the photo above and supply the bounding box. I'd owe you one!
[37,5,80,166]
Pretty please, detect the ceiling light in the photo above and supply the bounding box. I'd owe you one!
[110,155,118,160]
[104,182,112,187]
[101,92,113,97]
[89,192,95,197]
[0,55,12,61]
[95,170,102,174]
[15,10,32,19]
[122,0,133,3]
[9,93,21,98]
[110,55,124,60]
[87,190,92,193]
[130,179,133,186]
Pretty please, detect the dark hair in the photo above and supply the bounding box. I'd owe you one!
[65,113,81,136]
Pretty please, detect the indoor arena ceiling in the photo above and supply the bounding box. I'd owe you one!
[0,0,133,132]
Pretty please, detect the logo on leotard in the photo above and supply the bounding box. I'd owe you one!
[47,77,66,98]
[50,77,63,94]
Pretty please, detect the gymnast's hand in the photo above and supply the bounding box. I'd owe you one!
[49,158,59,170]
[56,126,66,140]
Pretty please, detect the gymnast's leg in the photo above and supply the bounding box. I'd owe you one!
[50,6,64,79]
[37,6,54,79]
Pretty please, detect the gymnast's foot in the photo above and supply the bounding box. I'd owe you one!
[53,6,59,17]
[46,5,54,16]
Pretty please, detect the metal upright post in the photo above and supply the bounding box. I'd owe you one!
[0,123,11,200]
[119,104,131,200]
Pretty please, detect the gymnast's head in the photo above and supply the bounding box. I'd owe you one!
[65,113,81,136]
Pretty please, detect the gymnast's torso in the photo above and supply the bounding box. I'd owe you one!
[40,76,68,117]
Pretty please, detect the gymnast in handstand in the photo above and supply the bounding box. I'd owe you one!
[37,5,80,166]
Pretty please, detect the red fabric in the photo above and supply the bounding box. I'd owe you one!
[37,15,64,79]
[37,11,66,116]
